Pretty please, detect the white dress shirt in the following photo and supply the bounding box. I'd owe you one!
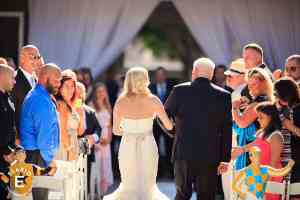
[19,67,36,88]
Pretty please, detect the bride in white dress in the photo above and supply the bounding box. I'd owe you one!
[104,67,173,200]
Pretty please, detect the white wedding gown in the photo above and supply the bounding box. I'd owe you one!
[103,117,170,200]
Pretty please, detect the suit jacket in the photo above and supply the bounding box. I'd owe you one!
[11,69,32,133]
[165,77,232,165]
[149,79,176,104]
[81,104,102,162]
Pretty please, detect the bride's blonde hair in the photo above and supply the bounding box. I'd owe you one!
[121,67,151,97]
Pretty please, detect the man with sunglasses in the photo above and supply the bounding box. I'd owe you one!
[221,58,247,200]
[12,45,44,136]
[285,54,300,85]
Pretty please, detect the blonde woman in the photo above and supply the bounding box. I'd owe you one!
[92,83,114,196]
[104,67,173,200]
[232,67,275,169]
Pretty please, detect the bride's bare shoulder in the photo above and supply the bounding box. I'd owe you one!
[114,96,128,108]
[148,94,163,106]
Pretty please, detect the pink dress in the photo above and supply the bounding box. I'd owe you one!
[253,130,283,200]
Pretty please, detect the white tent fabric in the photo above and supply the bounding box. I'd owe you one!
[29,0,160,75]
[29,0,300,75]
[174,0,300,69]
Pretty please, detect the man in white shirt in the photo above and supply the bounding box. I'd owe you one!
[225,58,247,102]
[222,58,247,200]
[12,45,44,134]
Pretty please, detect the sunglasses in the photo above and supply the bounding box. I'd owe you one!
[285,66,298,72]
[33,55,42,60]
[28,54,42,60]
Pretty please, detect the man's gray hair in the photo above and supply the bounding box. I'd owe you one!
[193,57,216,80]
[193,57,215,69]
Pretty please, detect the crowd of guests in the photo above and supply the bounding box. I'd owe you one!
[0,45,178,200]
[0,42,300,200]
[212,44,300,200]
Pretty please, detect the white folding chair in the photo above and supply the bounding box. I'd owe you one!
[266,181,286,200]
[287,182,300,200]
[53,159,78,200]
[32,175,72,200]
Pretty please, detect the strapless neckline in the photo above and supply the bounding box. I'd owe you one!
[122,116,154,121]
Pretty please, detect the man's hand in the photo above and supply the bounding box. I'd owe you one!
[217,162,229,174]
[100,137,109,145]
[232,99,242,110]
[86,135,95,147]
[48,160,57,176]
[282,118,293,130]
[49,160,57,168]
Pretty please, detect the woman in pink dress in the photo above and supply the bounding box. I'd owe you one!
[236,102,284,200]
[92,83,114,196]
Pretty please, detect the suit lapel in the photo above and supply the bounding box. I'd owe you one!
[17,69,32,92]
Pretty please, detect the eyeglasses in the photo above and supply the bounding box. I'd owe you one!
[28,54,41,60]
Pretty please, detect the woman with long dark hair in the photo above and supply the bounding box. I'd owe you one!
[91,83,114,198]
[236,102,284,200]
[274,78,300,200]
[55,70,83,161]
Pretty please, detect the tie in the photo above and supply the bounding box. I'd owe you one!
[30,76,36,88]
[158,84,166,102]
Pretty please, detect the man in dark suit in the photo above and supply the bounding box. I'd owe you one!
[12,45,43,134]
[0,64,17,199]
[149,67,176,178]
[75,82,102,196]
[165,58,232,200]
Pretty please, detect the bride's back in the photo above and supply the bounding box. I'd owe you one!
[116,94,158,133]
[112,67,173,135]
[118,94,157,119]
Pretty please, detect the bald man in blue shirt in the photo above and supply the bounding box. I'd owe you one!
[20,63,61,200]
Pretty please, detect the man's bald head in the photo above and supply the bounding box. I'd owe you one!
[38,63,62,95]
[0,64,15,92]
[39,63,61,78]
[19,45,43,74]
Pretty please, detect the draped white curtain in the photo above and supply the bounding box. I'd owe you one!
[29,0,300,74]
[174,0,300,69]
[173,0,233,65]
[29,0,159,75]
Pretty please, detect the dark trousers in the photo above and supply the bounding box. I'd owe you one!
[87,154,93,193]
[153,121,173,178]
[174,160,217,200]
[0,186,8,200]
[26,150,49,200]
[0,161,9,200]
